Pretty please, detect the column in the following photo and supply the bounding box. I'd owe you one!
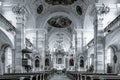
[94,18,105,73]
[0,50,5,75]
[94,3,109,73]
[84,75,87,80]
[30,75,33,80]
[93,19,98,73]
[97,17,104,73]
[81,32,84,53]
[0,50,1,74]
[36,75,38,80]
[43,73,45,80]
[75,74,77,80]
[12,49,15,73]
[91,78,93,80]
[37,30,46,71]
[75,32,78,71]
[80,75,82,80]
[20,77,24,80]
[80,31,84,71]
[77,74,79,80]
[36,30,39,50]
[12,6,25,73]
[40,74,42,80]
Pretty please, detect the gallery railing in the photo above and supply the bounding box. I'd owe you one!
[104,14,120,33]
[0,13,15,32]
[66,71,118,80]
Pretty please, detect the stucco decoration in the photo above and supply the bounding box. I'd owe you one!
[37,5,43,14]
[12,6,25,15]
[48,16,72,28]
[76,6,82,15]
[45,0,77,5]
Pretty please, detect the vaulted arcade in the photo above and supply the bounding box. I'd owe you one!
[0,0,120,80]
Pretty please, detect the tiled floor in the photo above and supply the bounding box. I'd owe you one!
[49,74,71,80]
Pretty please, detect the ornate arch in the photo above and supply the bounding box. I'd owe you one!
[34,56,40,68]
[37,11,79,29]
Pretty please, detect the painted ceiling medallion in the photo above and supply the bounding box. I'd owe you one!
[76,6,82,15]
[37,5,43,14]
[48,16,72,28]
[45,0,77,5]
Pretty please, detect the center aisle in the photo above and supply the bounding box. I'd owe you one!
[49,74,71,80]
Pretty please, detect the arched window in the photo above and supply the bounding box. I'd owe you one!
[4,47,12,73]
[69,59,74,66]
[45,58,49,66]
[80,59,84,67]
[80,56,84,67]
[35,59,39,67]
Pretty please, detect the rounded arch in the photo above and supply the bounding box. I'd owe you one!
[34,56,40,66]
[38,11,79,29]
[1,44,11,63]
[108,45,118,53]
[106,45,117,64]
[106,45,118,73]
[35,56,40,59]
[34,56,40,72]
[0,28,14,48]
[83,4,97,44]
[83,4,97,28]
[1,44,11,51]
[1,44,13,73]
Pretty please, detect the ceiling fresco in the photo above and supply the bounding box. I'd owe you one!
[47,16,72,28]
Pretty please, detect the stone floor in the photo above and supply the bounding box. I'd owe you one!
[49,74,71,80]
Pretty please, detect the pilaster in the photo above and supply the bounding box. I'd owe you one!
[12,49,15,73]
[0,50,2,75]
[94,3,110,73]
[12,5,25,73]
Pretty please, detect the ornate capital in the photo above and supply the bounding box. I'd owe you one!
[97,4,110,15]
[12,5,25,15]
